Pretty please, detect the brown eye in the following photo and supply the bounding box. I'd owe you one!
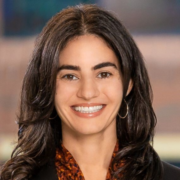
[62,74,78,81]
[97,72,112,79]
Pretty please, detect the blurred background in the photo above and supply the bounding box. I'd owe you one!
[0,0,180,167]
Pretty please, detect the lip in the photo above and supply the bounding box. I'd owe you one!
[71,104,106,118]
[71,103,105,107]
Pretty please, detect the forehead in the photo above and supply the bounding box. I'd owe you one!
[59,34,119,68]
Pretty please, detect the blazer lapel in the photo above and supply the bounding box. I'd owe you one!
[30,160,58,180]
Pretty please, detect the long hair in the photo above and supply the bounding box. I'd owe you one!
[0,4,162,180]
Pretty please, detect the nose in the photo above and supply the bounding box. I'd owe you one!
[77,79,100,100]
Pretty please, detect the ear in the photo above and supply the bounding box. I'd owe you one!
[126,79,133,96]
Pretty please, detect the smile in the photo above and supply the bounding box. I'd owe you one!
[71,104,106,118]
[73,105,103,113]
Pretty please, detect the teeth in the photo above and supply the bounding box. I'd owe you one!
[73,105,103,113]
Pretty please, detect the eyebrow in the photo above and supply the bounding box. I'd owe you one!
[58,62,118,72]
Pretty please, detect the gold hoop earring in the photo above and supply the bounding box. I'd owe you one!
[49,114,58,120]
[118,99,128,119]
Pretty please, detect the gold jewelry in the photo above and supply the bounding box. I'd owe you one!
[118,99,128,119]
[49,114,58,119]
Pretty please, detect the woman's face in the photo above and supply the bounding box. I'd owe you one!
[55,34,123,136]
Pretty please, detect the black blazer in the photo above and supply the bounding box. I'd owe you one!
[31,161,180,180]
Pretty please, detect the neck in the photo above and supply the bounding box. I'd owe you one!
[62,121,117,169]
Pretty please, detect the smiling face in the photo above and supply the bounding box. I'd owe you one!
[55,34,124,137]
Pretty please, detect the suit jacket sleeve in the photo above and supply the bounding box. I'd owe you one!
[162,161,180,180]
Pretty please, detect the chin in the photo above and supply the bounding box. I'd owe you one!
[71,121,113,136]
[71,125,100,135]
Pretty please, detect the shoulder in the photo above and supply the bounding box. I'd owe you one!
[29,161,58,180]
[162,161,180,180]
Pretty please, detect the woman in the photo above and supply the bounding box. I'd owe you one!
[1,4,180,180]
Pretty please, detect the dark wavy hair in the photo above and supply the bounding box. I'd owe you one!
[0,4,162,180]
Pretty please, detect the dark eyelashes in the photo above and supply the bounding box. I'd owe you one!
[61,74,78,81]
[61,72,112,81]
[97,72,112,78]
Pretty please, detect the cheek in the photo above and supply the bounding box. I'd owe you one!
[55,82,77,106]
[103,79,123,101]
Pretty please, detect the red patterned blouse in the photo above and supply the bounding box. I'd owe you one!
[55,141,122,180]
